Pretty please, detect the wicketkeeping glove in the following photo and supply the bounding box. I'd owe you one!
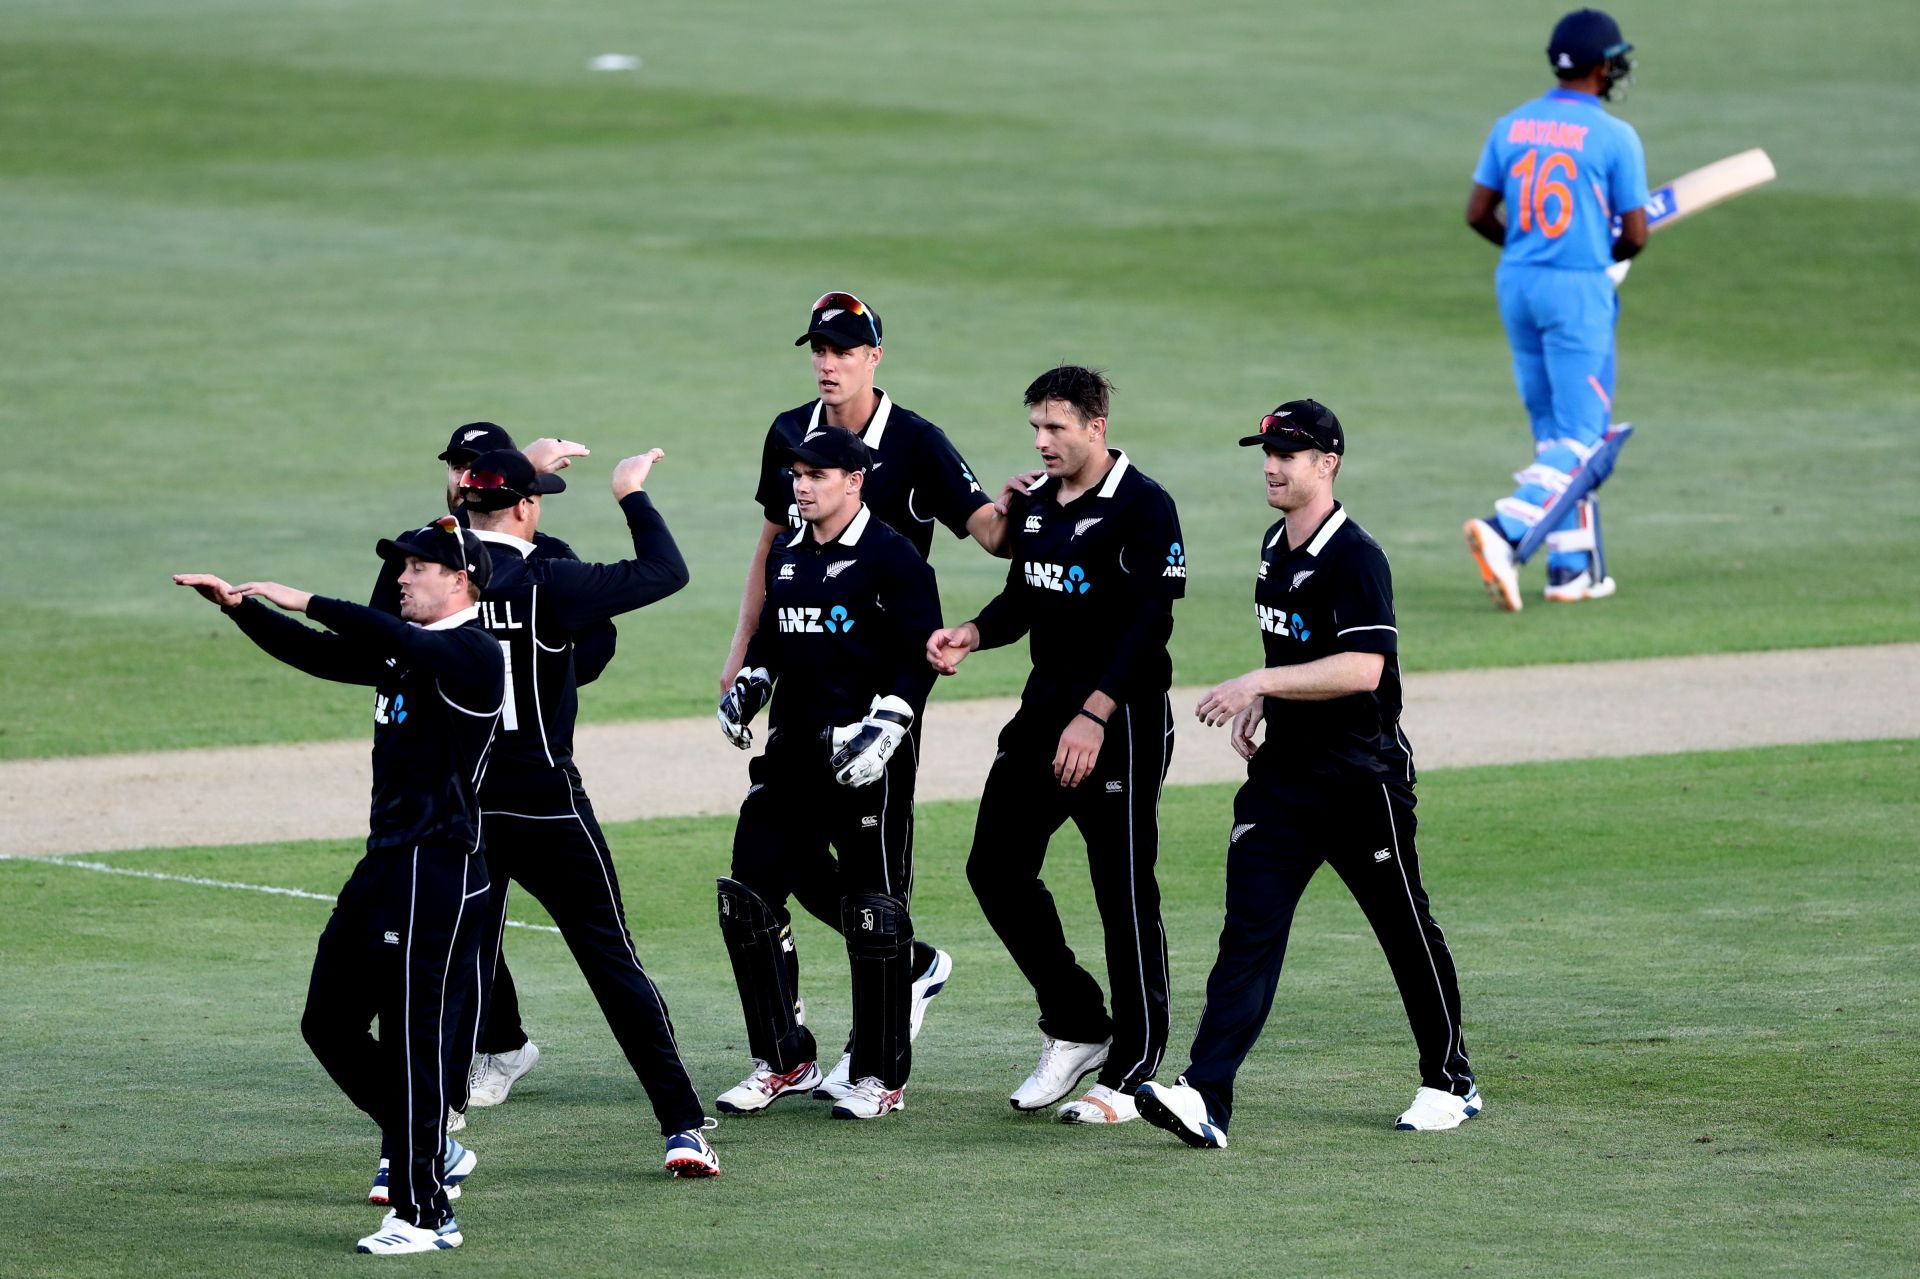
[717,666,772,750]
[826,695,915,787]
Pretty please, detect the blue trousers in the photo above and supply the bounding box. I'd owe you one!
[1493,265,1619,575]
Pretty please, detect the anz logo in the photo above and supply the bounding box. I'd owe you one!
[1257,605,1311,641]
[374,692,408,725]
[1163,542,1187,579]
[778,605,856,634]
[1025,562,1089,594]
[962,467,982,495]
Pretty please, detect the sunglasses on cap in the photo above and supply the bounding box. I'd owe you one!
[463,469,524,500]
[809,291,881,347]
[1257,416,1321,446]
[429,515,461,537]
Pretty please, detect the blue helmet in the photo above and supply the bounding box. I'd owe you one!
[1548,9,1634,99]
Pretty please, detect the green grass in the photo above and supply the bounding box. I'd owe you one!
[3,0,1917,759]
[2,741,1914,1276]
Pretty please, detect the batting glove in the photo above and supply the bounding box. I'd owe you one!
[717,666,772,750]
[1606,259,1632,287]
[827,695,914,787]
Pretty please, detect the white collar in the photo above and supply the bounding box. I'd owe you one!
[471,529,535,558]
[789,502,872,549]
[1269,504,1346,557]
[417,603,481,631]
[806,388,894,450]
[1026,450,1131,502]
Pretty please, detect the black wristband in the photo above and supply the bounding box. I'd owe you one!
[1076,708,1108,728]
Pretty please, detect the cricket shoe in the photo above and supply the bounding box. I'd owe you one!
[1134,1077,1228,1149]
[366,1136,475,1206]
[357,1210,462,1255]
[1009,1035,1110,1112]
[466,1041,539,1107]
[1395,1085,1483,1131]
[909,947,954,1041]
[446,1105,466,1135]
[663,1119,721,1178]
[1544,569,1617,602]
[1057,1084,1138,1125]
[715,1059,822,1114]
[1463,519,1523,612]
[830,1077,905,1120]
[813,1051,856,1103]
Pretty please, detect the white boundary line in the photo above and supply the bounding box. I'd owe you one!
[0,854,562,935]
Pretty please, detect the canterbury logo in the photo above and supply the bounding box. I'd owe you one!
[825,559,856,579]
[1024,513,1043,534]
[383,930,401,945]
[1104,780,1123,793]
[1373,848,1392,862]
[1231,823,1255,844]
[778,563,795,580]
[860,815,879,828]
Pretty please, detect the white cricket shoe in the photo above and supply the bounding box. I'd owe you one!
[1135,1077,1228,1149]
[830,1076,905,1120]
[466,1041,539,1107]
[357,1210,462,1254]
[715,1059,822,1114]
[1009,1035,1110,1111]
[1544,570,1617,602]
[446,1105,466,1135]
[812,1051,856,1102]
[1395,1085,1483,1131]
[1057,1084,1138,1125]
[1463,519,1523,612]
[909,948,954,1041]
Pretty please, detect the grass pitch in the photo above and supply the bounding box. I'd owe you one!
[3,1,1918,757]
[2,741,1914,1277]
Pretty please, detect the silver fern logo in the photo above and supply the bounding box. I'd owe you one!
[825,560,856,579]
[1074,517,1103,538]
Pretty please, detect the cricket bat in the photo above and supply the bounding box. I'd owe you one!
[1643,148,1776,232]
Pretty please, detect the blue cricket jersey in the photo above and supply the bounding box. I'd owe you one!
[1472,88,1649,272]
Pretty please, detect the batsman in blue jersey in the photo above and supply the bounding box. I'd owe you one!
[1461,8,1649,610]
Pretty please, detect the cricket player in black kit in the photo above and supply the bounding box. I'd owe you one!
[1135,400,1480,1151]
[714,427,943,1121]
[454,446,721,1176]
[717,291,1012,1102]
[175,517,503,1254]
[371,422,611,1118]
[928,366,1185,1127]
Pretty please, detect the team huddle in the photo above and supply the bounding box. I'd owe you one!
[170,10,1666,1255]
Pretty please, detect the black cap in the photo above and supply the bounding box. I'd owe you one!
[1238,399,1345,455]
[1549,8,1629,72]
[783,427,874,473]
[460,448,566,512]
[794,291,883,349]
[376,516,493,590]
[437,421,516,464]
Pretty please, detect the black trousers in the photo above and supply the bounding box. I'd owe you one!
[472,777,704,1137]
[301,844,488,1230]
[966,697,1174,1094]
[729,732,918,1087]
[1180,776,1473,1129]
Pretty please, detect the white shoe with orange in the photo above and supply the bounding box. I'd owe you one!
[1057,1084,1138,1125]
[1463,519,1523,612]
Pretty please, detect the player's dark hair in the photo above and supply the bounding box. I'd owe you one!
[1024,366,1113,424]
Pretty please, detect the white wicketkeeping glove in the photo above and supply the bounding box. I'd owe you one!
[717,666,772,750]
[1606,259,1632,287]
[827,695,915,787]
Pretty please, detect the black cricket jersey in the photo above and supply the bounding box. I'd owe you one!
[1248,503,1414,786]
[754,390,992,559]
[227,596,504,853]
[469,492,689,810]
[972,451,1186,710]
[371,518,617,685]
[745,503,943,735]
